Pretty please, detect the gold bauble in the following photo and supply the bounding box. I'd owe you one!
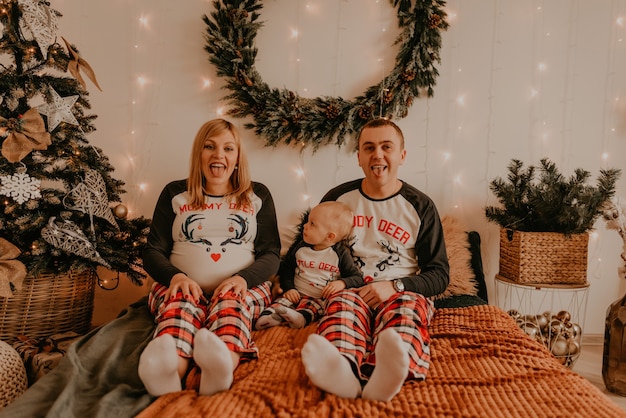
[113,204,128,219]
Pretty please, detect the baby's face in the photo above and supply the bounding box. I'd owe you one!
[302,206,333,247]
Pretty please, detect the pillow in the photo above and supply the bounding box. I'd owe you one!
[432,215,478,300]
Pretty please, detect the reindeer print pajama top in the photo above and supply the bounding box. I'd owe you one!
[143,179,281,294]
[321,178,448,297]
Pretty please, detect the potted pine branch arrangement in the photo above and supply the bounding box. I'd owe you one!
[485,158,621,285]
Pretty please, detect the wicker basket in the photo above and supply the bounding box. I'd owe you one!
[0,269,96,341]
[498,228,589,285]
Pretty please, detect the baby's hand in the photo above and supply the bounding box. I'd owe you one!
[322,280,347,298]
[283,289,301,304]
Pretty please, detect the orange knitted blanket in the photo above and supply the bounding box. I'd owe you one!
[137,305,625,418]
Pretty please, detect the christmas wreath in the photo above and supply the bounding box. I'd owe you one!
[203,0,448,149]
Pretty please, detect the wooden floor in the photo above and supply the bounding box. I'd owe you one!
[573,341,626,412]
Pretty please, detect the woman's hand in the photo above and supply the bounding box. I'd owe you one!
[283,289,301,305]
[321,280,347,299]
[166,273,204,303]
[212,275,248,301]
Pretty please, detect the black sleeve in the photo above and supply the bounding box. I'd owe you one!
[335,243,364,289]
[235,182,281,288]
[142,180,187,286]
[277,241,304,292]
[400,200,449,297]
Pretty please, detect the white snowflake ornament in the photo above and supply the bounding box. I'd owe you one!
[36,88,79,132]
[0,168,41,204]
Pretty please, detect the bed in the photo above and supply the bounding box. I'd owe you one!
[1,216,624,418]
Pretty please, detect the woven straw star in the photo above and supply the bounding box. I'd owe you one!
[36,88,79,132]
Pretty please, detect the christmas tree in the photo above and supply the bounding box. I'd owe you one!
[0,0,150,294]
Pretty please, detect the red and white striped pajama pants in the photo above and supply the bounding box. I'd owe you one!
[147,281,272,360]
[317,289,435,381]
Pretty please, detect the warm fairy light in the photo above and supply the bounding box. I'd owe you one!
[290,28,299,39]
[602,152,609,161]
[295,167,305,177]
[442,151,451,162]
[139,15,149,27]
[530,88,539,98]
[617,16,624,27]
[216,107,225,116]
[456,95,466,106]
[139,183,147,192]
[136,76,148,87]
[302,194,310,202]
[202,78,212,89]
[590,231,600,241]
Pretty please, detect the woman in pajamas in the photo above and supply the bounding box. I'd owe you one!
[138,119,281,397]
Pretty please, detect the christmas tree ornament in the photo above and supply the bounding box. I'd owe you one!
[0,164,41,204]
[61,37,102,92]
[18,0,59,56]
[64,169,118,228]
[36,87,79,132]
[113,203,128,219]
[0,238,27,298]
[97,271,120,291]
[41,216,111,268]
[0,108,52,162]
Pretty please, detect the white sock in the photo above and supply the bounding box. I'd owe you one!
[301,333,361,398]
[255,311,284,330]
[361,328,409,401]
[276,305,306,329]
[193,328,235,396]
[138,334,182,396]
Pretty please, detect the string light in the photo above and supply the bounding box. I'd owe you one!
[70,1,624,334]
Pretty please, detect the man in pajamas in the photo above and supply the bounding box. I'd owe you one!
[301,118,449,401]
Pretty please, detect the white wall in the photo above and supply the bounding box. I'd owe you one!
[54,0,626,334]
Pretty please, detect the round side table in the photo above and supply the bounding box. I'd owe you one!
[494,274,590,368]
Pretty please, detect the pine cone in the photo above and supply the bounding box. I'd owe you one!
[358,105,374,120]
[325,103,340,119]
[402,70,416,82]
[428,14,443,29]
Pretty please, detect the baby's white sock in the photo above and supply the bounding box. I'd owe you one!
[255,311,284,330]
[301,333,361,398]
[138,334,182,396]
[276,305,306,329]
[193,328,235,396]
[361,328,409,401]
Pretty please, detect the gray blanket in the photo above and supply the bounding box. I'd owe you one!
[0,297,155,418]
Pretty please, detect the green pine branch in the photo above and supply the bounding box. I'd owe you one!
[485,158,621,234]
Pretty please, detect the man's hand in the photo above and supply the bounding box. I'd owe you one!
[357,281,396,309]
[322,280,347,298]
[283,289,302,304]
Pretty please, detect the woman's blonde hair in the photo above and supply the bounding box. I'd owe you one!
[187,119,252,209]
